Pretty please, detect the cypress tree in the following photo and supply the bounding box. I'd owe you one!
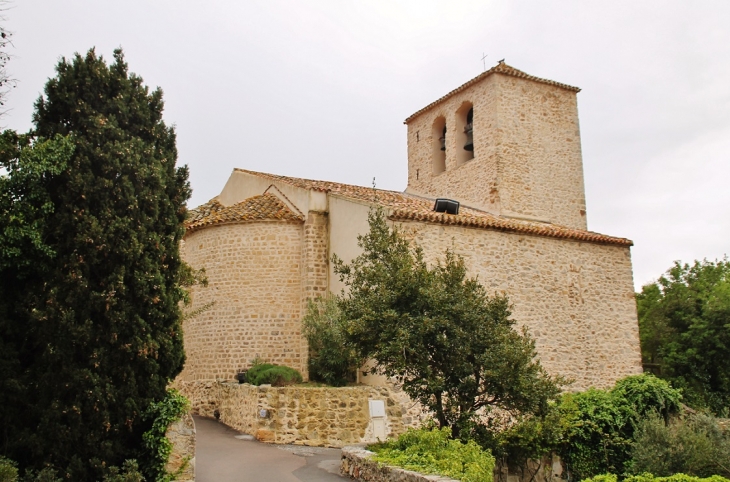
[0,48,190,480]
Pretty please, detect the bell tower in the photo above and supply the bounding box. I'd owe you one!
[404,62,588,230]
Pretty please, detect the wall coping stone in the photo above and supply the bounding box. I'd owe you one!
[341,446,460,482]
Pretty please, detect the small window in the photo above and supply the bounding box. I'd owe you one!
[432,116,446,175]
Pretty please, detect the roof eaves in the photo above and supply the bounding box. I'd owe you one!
[389,209,633,247]
[185,216,304,235]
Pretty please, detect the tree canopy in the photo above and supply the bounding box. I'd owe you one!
[333,209,563,438]
[0,48,190,480]
[637,258,730,415]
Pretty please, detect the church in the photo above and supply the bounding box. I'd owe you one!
[177,62,643,391]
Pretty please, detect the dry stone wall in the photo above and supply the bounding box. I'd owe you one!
[341,446,461,482]
[400,220,642,390]
[165,412,195,482]
[178,220,306,381]
[175,380,421,447]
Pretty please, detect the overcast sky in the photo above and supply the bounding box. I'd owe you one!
[4,1,729,290]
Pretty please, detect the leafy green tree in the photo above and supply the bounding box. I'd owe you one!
[637,259,730,414]
[0,131,75,469]
[334,209,563,438]
[0,48,190,480]
[302,294,361,386]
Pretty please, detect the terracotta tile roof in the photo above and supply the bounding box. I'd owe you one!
[186,193,304,233]
[404,62,581,124]
[234,169,632,247]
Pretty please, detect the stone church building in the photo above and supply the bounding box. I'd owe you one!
[178,62,642,391]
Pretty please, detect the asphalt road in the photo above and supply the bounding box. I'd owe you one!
[194,416,352,482]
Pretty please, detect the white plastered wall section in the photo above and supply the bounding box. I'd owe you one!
[327,195,391,386]
[218,169,327,214]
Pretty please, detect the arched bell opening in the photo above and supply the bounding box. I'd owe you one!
[432,116,446,175]
[456,102,474,166]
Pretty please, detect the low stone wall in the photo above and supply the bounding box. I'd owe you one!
[165,412,195,481]
[341,446,460,482]
[174,380,425,447]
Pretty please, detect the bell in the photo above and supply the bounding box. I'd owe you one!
[440,126,446,151]
[464,124,474,151]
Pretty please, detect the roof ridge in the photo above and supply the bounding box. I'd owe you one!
[404,62,581,124]
[234,168,407,196]
[185,192,303,233]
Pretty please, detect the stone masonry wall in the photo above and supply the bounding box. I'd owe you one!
[178,221,306,381]
[406,72,587,230]
[165,412,195,481]
[299,211,330,380]
[341,446,461,482]
[175,380,422,447]
[401,221,642,390]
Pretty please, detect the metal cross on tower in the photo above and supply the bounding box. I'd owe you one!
[481,53,488,71]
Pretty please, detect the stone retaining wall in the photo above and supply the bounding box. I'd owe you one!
[341,446,460,482]
[165,412,195,481]
[174,380,425,447]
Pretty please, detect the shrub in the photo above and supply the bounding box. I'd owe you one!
[302,295,361,386]
[584,474,730,482]
[0,457,18,482]
[247,363,303,387]
[612,375,682,422]
[630,412,730,478]
[478,402,569,482]
[102,460,145,482]
[557,388,634,480]
[369,427,496,482]
[16,467,61,482]
[557,374,683,481]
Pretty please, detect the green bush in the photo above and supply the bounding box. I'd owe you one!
[102,460,145,482]
[556,388,634,480]
[0,458,144,482]
[302,295,361,386]
[584,473,730,482]
[0,457,18,482]
[369,427,495,482]
[612,375,682,421]
[16,467,61,482]
[247,363,303,387]
[557,374,683,481]
[630,412,730,478]
[474,374,682,481]
[476,402,569,481]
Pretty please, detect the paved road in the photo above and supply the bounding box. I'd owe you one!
[194,416,351,482]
